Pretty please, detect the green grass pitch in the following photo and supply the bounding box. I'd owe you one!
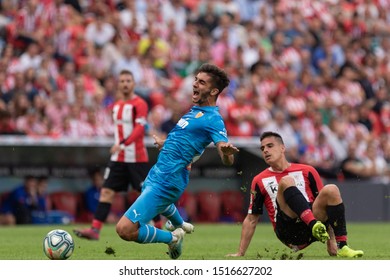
[0,222,389,260]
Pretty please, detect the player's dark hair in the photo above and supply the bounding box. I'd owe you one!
[119,69,134,77]
[197,63,230,94]
[260,131,284,145]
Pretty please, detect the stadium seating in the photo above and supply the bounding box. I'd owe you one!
[75,191,127,224]
[110,192,126,217]
[47,191,78,218]
[127,190,140,208]
[176,191,197,222]
[220,190,246,222]
[195,191,221,222]
[0,192,10,206]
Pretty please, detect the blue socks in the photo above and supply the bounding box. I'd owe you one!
[161,204,184,227]
[137,224,172,244]
[136,203,185,244]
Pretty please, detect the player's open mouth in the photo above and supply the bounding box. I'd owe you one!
[192,91,199,101]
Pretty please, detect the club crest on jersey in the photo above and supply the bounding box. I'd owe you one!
[195,112,204,118]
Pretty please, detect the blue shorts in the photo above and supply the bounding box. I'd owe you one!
[124,164,188,224]
[124,184,184,224]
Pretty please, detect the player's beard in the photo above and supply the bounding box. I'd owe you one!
[122,87,133,99]
[192,89,212,106]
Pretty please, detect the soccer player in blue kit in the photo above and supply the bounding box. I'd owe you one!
[116,63,240,259]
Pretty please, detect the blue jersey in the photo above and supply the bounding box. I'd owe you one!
[144,105,228,194]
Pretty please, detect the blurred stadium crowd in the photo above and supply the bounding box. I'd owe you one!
[1,0,390,182]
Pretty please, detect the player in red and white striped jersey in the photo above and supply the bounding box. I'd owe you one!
[227,131,364,258]
[74,69,154,240]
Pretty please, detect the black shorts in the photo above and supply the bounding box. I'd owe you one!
[103,161,150,193]
[274,209,317,249]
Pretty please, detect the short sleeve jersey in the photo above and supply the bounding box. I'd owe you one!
[110,96,149,163]
[248,163,324,228]
[150,106,228,189]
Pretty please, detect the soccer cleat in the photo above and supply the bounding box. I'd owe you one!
[73,228,99,240]
[337,245,364,258]
[167,228,185,259]
[165,220,194,234]
[312,221,329,243]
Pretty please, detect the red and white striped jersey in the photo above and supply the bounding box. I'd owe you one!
[254,79,279,106]
[16,4,44,34]
[280,47,302,69]
[284,94,306,118]
[248,163,324,228]
[110,96,149,163]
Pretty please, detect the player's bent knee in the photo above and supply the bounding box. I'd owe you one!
[317,184,342,206]
[116,222,132,241]
[116,218,138,241]
[323,184,341,196]
[279,175,295,189]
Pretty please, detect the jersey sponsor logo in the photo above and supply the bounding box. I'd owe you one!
[195,112,204,118]
[262,178,278,194]
[262,176,278,222]
[177,118,189,129]
[262,176,278,204]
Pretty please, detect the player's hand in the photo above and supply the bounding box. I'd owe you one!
[152,134,165,150]
[110,144,121,154]
[220,143,239,155]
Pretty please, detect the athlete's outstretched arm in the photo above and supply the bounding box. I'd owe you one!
[226,213,260,257]
[216,142,239,166]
